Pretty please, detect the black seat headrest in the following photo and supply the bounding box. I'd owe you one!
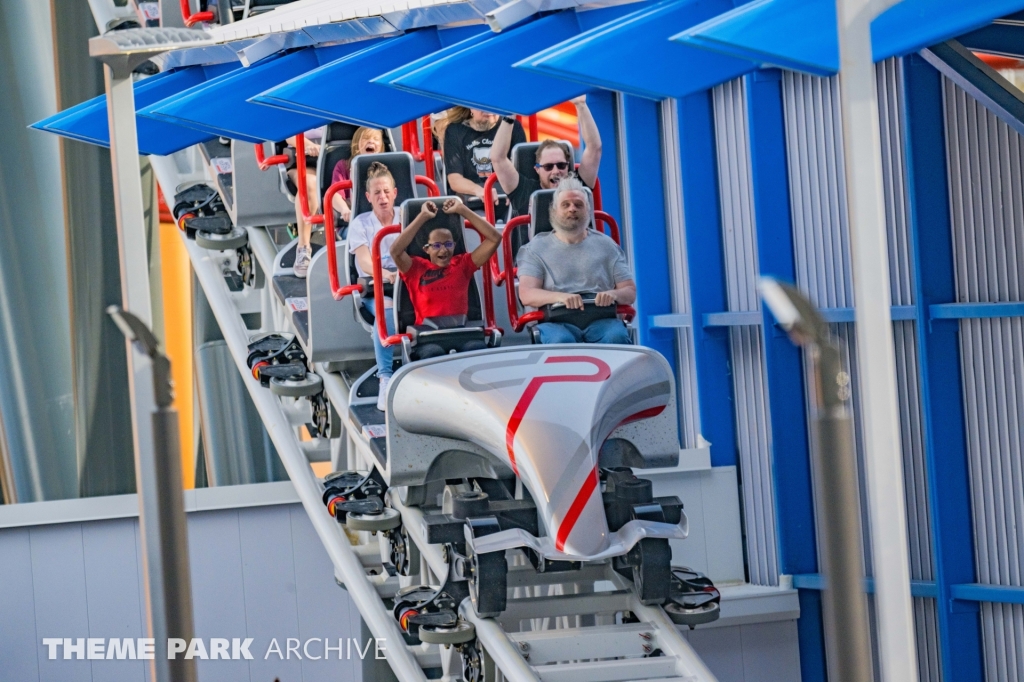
[350,152,416,219]
[324,122,360,143]
[511,140,576,185]
[399,197,468,258]
[528,187,595,239]
[319,140,352,200]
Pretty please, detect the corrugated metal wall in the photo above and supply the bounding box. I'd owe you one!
[780,62,942,680]
[943,74,1024,682]
[659,98,702,450]
[712,79,780,587]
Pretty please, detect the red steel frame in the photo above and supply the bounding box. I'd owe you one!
[180,0,214,26]
[254,142,289,171]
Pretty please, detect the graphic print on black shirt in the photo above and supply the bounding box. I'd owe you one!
[444,120,526,192]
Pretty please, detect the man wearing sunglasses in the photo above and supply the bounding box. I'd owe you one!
[390,198,502,357]
[490,95,603,220]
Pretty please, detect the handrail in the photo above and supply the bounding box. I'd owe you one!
[483,173,505,285]
[415,175,439,197]
[519,114,538,142]
[421,117,435,183]
[322,180,360,301]
[179,0,214,26]
[295,133,325,226]
[500,215,532,331]
[595,210,620,245]
[371,225,412,348]
[463,219,500,333]
[403,121,423,162]
[254,142,288,171]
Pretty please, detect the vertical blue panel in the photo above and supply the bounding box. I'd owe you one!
[675,91,737,468]
[902,53,984,682]
[620,95,677,375]
[744,68,824,681]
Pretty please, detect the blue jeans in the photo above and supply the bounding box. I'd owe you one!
[536,318,631,345]
[363,299,396,377]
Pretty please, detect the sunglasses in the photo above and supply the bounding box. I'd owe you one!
[426,241,455,250]
[535,162,570,172]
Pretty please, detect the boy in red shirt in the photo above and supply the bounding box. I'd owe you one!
[390,198,501,358]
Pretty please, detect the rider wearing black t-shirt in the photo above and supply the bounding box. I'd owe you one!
[443,110,526,202]
[491,95,603,220]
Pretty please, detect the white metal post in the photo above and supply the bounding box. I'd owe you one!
[835,1,920,680]
[92,28,216,681]
[103,63,157,473]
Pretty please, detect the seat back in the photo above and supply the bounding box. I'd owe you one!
[350,152,417,219]
[510,140,576,187]
[318,140,351,203]
[344,152,416,330]
[393,197,483,336]
[317,127,395,212]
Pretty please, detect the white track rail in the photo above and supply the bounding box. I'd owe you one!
[182,223,718,682]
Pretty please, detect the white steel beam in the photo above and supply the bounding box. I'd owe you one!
[835,0,920,680]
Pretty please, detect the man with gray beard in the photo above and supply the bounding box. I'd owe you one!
[516,178,635,344]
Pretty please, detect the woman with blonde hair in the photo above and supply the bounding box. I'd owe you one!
[330,126,385,223]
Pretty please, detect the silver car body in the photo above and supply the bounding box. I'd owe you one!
[385,345,687,561]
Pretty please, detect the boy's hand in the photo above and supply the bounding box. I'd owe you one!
[442,198,463,215]
[420,201,438,218]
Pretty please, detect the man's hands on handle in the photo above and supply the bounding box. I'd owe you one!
[556,290,617,309]
[520,277,637,309]
[558,293,585,310]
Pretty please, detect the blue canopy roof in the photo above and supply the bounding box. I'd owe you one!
[140,41,379,143]
[517,0,758,101]
[673,0,1024,78]
[31,62,239,155]
[378,5,645,116]
[252,25,485,128]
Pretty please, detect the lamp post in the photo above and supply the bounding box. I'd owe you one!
[759,278,873,682]
[109,306,197,682]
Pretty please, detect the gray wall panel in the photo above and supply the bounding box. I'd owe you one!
[0,528,40,681]
[29,524,92,682]
[289,504,359,682]
[0,502,367,681]
[185,509,252,681]
[81,520,147,682]
[237,505,304,681]
[738,620,803,682]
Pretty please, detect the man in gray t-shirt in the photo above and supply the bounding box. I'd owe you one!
[517,178,636,344]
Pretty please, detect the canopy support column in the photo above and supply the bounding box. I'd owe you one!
[835,0,919,680]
